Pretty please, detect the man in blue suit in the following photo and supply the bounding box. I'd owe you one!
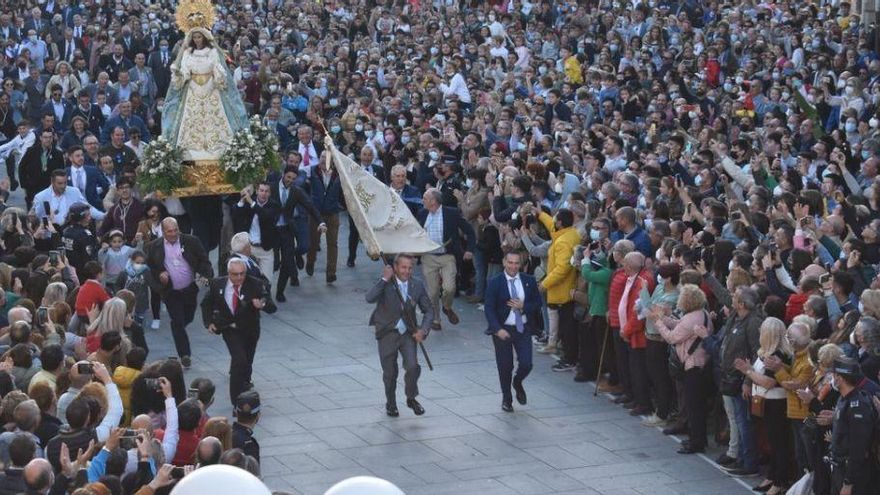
[65,145,109,211]
[484,251,542,412]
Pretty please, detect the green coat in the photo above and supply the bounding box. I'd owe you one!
[581,253,611,317]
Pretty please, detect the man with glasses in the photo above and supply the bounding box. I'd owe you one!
[40,85,70,130]
[200,257,268,404]
[70,89,105,136]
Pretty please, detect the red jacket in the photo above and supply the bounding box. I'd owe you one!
[785,292,810,324]
[74,279,110,317]
[607,269,627,328]
[620,270,656,349]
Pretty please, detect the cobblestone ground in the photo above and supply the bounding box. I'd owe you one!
[138,216,751,495]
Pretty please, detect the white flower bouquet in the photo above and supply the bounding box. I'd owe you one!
[220,116,282,189]
[138,136,185,195]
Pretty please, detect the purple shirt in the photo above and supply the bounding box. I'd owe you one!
[163,239,194,290]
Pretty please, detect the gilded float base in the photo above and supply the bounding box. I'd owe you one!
[173,160,238,197]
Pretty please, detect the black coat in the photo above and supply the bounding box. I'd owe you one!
[270,179,321,224]
[231,198,281,250]
[144,234,213,294]
[200,274,265,334]
[416,206,476,260]
[19,143,63,192]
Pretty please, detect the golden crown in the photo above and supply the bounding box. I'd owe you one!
[175,0,216,33]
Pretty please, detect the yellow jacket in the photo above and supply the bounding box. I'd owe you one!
[113,365,141,426]
[773,348,814,420]
[538,211,581,304]
[564,56,583,85]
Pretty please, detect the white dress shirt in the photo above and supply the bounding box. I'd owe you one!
[0,131,35,165]
[33,185,105,221]
[299,141,318,167]
[504,274,528,326]
[71,165,86,193]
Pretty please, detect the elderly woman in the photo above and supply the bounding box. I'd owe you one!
[734,317,793,494]
[651,283,713,454]
[855,316,880,383]
[45,60,81,99]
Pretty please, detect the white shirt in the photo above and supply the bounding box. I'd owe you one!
[247,200,267,245]
[33,185,105,221]
[752,358,788,400]
[438,72,472,104]
[0,131,35,165]
[299,141,318,166]
[504,274,528,326]
[225,279,243,312]
[71,165,86,193]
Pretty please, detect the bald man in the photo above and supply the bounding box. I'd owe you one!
[196,436,222,466]
[144,217,214,368]
[23,458,53,494]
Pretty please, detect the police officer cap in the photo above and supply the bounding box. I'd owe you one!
[832,356,862,378]
[234,390,261,415]
[68,203,90,223]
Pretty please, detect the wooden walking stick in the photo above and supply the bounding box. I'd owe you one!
[594,324,610,396]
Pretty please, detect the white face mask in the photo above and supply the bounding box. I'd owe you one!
[597,191,606,201]
[554,182,563,193]
[728,260,735,271]
[656,274,663,284]
[401,135,411,145]
[850,330,858,346]
[355,123,364,132]
[830,375,839,391]
[132,263,145,271]
[365,130,375,138]
[465,178,473,188]
[429,150,440,161]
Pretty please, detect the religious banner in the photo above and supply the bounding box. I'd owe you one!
[325,137,441,258]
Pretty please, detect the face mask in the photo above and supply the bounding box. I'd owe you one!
[330,125,341,134]
[160,45,169,53]
[773,185,783,197]
[329,98,339,107]
[782,91,791,100]
[355,123,364,132]
[156,104,164,112]
[429,150,440,160]
[638,196,647,208]
[430,47,439,55]
[838,79,847,90]
[401,135,411,145]
[590,229,601,241]
[597,191,606,201]
[845,86,855,96]
[845,121,857,133]
[397,118,407,127]
[694,174,703,186]
[669,92,679,100]
[871,118,879,129]
[29,35,37,42]
[609,43,619,52]
[656,274,664,284]
[150,28,159,35]
[268,84,279,92]
[465,178,473,188]
[830,375,839,391]
[585,178,593,189]
[148,12,157,20]
[862,150,872,160]
[162,22,170,30]
[132,263,146,271]
[688,111,698,120]
[840,250,847,260]
[365,130,375,138]
[644,218,653,229]
[728,260,735,271]
[504,94,515,103]
[242,71,251,79]
[538,66,547,75]
[114,10,123,17]
[850,330,858,345]
[723,82,734,92]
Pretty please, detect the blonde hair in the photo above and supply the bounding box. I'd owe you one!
[677,284,707,314]
[758,317,793,359]
[78,382,109,422]
[88,298,127,336]
[727,267,752,291]
[860,289,880,319]
[201,416,232,451]
[43,282,68,306]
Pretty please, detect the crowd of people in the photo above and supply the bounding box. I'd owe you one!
[0,0,877,494]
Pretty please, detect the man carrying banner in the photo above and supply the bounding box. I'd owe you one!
[365,254,435,417]
[417,188,476,331]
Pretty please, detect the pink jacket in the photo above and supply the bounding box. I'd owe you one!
[655,310,713,370]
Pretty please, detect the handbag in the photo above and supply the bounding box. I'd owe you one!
[750,395,765,417]
[667,311,707,381]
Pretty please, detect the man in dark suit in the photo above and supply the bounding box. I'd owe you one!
[543,89,572,134]
[146,39,173,98]
[230,182,280,293]
[22,67,48,122]
[389,164,422,215]
[270,166,323,299]
[18,129,63,211]
[416,188,476,330]
[145,217,214,368]
[65,145,108,211]
[365,254,435,417]
[200,257,267,404]
[100,44,133,83]
[70,89,105,136]
[116,26,141,61]
[484,251,542,412]
[307,163,342,284]
[59,28,84,63]
[292,125,324,169]
[41,85,73,132]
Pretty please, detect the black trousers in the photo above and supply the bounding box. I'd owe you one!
[612,328,632,396]
[347,214,359,263]
[578,315,605,377]
[222,326,261,404]
[163,284,198,358]
[683,367,708,448]
[646,339,675,419]
[150,288,162,320]
[125,323,148,356]
[629,346,652,410]
[493,325,533,404]
[555,302,577,364]
[764,399,791,486]
[276,223,298,292]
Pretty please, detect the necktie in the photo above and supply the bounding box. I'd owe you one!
[396,281,408,334]
[162,53,167,65]
[232,284,240,313]
[281,186,288,205]
[302,146,310,166]
[78,169,85,191]
[508,278,524,333]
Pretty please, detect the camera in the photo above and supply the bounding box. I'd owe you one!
[187,388,199,400]
[171,467,186,479]
[37,307,48,326]
[119,428,139,450]
[77,362,94,374]
[144,378,161,391]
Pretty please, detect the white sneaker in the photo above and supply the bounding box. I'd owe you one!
[537,343,558,354]
[150,320,161,330]
[641,413,668,427]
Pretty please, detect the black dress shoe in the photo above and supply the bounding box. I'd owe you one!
[327,274,337,284]
[406,398,425,415]
[501,402,514,413]
[306,263,315,276]
[513,379,527,405]
[386,404,399,417]
[296,255,305,270]
[276,292,286,303]
[752,481,773,493]
[347,258,356,267]
[677,444,705,454]
[662,425,688,435]
[290,277,300,287]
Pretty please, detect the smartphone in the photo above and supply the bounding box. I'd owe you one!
[77,362,94,374]
[171,467,186,480]
[819,273,830,285]
[37,307,48,326]
[48,250,59,266]
[42,201,51,217]
[187,388,199,400]
[144,378,161,391]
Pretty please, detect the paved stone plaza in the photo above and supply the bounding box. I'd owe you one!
[141,219,750,495]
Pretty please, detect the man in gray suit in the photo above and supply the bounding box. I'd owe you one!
[365,254,435,417]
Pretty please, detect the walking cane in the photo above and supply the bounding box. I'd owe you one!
[594,324,610,396]
[381,254,434,371]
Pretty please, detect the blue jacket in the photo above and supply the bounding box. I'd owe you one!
[100,114,151,144]
[484,272,542,336]
[611,226,652,258]
[66,165,110,212]
[310,167,343,214]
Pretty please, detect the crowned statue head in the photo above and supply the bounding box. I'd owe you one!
[174,0,216,50]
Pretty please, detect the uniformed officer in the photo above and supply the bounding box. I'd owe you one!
[232,390,261,463]
[61,202,99,280]
[828,357,879,495]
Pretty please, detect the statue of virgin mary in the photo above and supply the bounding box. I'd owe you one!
[162,4,248,162]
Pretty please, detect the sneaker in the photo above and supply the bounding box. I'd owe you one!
[641,413,668,427]
[726,467,759,477]
[150,320,160,330]
[537,343,558,354]
[551,361,575,372]
[715,454,737,467]
[535,335,549,345]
